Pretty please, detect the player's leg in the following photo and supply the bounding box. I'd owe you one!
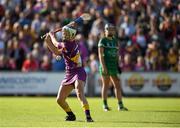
[101,75,111,111]
[110,75,128,111]
[56,85,76,121]
[74,80,93,122]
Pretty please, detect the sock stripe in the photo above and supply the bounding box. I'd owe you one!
[82,104,89,111]
[82,104,91,117]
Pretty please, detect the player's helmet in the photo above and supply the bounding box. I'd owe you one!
[104,23,115,31]
[62,26,77,40]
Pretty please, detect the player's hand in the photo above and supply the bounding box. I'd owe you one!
[49,31,55,38]
[102,67,108,74]
[45,34,51,42]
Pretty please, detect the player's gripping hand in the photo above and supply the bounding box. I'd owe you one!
[45,34,51,42]
[49,31,55,38]
[102,66,108,75]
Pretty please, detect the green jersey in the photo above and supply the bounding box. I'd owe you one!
[98,37,119,76]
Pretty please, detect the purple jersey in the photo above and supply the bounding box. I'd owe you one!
[58,41,86,85]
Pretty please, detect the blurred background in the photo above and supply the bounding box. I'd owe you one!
[0,0,180,96]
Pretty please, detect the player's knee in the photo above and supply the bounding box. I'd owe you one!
[102,84,109,90]
[114,83,121,90]
[56,97,60,104]
[102,82,109,86]
[56,97,65,105]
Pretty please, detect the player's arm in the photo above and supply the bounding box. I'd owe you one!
[98,47,107,74]
[66,19,82,29]
[98,39,108,74]
[67,13,90,28]
[45,33,62,55]
[41,13,91,39]
[67,21,78,28]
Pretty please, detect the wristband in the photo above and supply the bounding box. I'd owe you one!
[74,17,84,25]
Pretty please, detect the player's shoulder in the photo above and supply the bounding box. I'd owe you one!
[99,37,108,44]
[101,36,108,41]
[98,37,107,47]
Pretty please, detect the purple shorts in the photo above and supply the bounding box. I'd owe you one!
[61,67,87,86]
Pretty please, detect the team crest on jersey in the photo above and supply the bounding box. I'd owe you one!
[70,50,82,65]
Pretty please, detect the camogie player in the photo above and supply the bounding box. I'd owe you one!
[45,17,93,122]
[98,23,128,111]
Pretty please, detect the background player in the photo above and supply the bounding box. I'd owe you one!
[98,23,128,111]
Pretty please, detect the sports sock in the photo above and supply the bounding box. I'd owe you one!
[64,107,74,115]
[118,101,124,109]
[82,104,91,117]
[103,99,108,108]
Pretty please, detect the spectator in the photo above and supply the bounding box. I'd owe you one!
[118,28,130,50]
[11,39,26,70]
[132,27,147,56]
[89,53,99,74]
[121,53,134,71]
[90,11,106,42]
[87,33,96,52]
[22,53,39,72]
[83,59,91,74]
[167,47,178,71]
[120,15,135,37]
[39,21,49,36]
[145,49,152,71]
[134,56,146,71]
[0,4,5,20]
[6,39,14,58]
[40,54,51,71]
[178,56,180,72]
[146,40,159,71]
[103,6,115,24]
[0,40,4,54]
[32,42,41,64]
[75,34,89,64]
[11,4,21,23]
[159,16,176,49]
[0,22,5,54]
[18,12,31,26]
[156,50,167,71]
[124,40,140,64]
[31,13,41,34]
[0,54,14,70]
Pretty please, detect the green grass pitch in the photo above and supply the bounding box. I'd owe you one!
[0,97,180,127]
